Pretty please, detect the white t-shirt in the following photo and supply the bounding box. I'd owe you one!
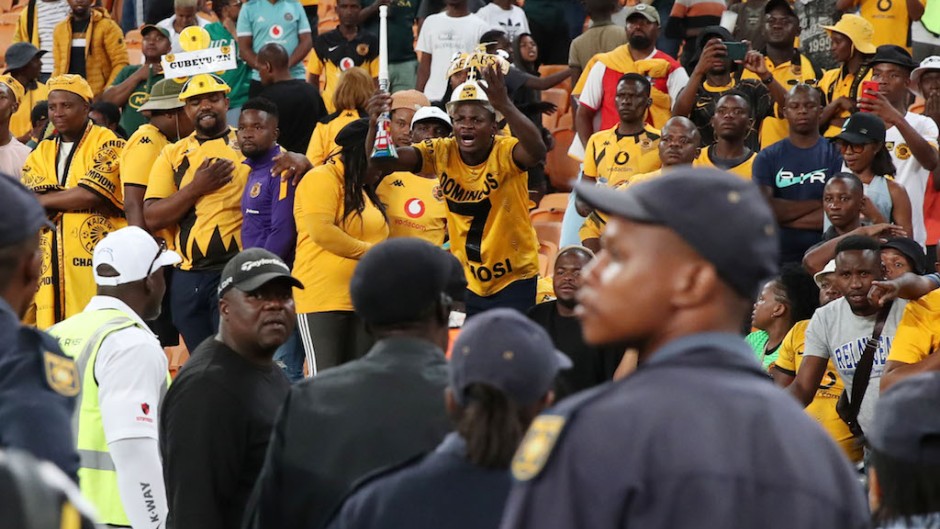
[0,138,31,178]
[36,0,71,75]
[157,15,210,54]
[474,3,529,44]
[57,141,74,185]
[885,112,939,247]
[804,297,906,435]
[85,296,169,444]
[416,12,492,101]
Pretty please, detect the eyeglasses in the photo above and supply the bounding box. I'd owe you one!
[835,141,868,154]
[147,237,168,276]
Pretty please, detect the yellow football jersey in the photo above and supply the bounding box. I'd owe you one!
[852,0,923,51]
[775,320,862,462]
[144,128,247,271]
[21,122,126,329]
[10,80,48,138]
[535,275,554,304]
[818,66,874,138]
[578,169,664,243]
[582,125,662,188]
[376,171,447,246]
[414,136,539,297]
[293,156,389,313]
[694,146,756,180]
[886,289,940,365]
[121,123,176,248]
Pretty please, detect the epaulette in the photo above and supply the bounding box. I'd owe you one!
[511,381,620,482]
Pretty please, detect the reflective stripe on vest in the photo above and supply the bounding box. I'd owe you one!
[50,309,140,527]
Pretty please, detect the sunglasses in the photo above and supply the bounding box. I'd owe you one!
[147,237,168,276]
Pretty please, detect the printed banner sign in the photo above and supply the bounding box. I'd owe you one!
[161,46,236,79]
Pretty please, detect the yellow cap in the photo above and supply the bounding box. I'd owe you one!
[47,74,94,102]
[0,74,25,104]
[822,14,876,55]
[179,73,231,101]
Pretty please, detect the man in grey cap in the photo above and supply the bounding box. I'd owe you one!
[161,247,301,529]
[868,373,940,526]
[245,237,465,529]
[500,167,869,529]
[0,176,79,482]
[4,42,48,142]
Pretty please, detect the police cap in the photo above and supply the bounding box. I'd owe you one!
[0,176,52,247]
[575,167,780,299]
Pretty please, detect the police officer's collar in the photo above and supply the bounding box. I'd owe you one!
[436,432,468,457]
[640,332,756,368]
[366,336,447,362]
[0,296,18,323]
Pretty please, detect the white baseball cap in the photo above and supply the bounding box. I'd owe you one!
[93,226,181,286]
[411,105,452,130]
[911,56,940,97]
[813,259,837,288]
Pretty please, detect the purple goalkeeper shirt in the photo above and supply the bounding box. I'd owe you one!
[240,145,297,265]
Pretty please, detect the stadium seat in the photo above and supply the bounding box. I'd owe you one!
[545,128,580,191]
[542,87,569,116]
[539,64,571,93]
[534,220,562,247]
[539,192,569,212]
[165,342,189,379]
[538,252,550,277]
[0,12,19,67]
[125,28,142,46]
[529,192,569,223]
[555,110,573,131]
[538,240,558,276]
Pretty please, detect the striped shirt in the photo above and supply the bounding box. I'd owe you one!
[36,0,70,74]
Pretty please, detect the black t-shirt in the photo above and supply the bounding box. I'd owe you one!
[691,78,774,151]
[257,79,326,154]
[160,338,290,529]
[68,17,90,77]
[528,301,625,398]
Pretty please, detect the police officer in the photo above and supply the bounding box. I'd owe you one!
[329,308,569,529]
[0,448,97,529]
[499,168,870,529]
[0,175,80,482]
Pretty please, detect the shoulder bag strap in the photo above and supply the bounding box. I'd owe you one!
[845,301,893,421]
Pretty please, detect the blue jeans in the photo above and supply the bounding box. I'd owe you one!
[273,327,306,382]
[465,277,538,317]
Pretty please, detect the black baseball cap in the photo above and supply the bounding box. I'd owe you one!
[870,44,918,71]
[869,372,940,463]
[765,0,797,17]
[218,248,303,297]
[335,118,370,149]
[575,167,780,299]
[350,238,466,326]
[831,112,886,144]
[0,175,53,247]
[3,43,45,73]
[881,236,927,275]
[693,26,736,63]
[450,308,571,406]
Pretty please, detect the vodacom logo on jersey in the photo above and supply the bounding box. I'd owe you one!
[405,198,425,218]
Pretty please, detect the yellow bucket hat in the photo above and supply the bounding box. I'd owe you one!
[822,14,876,55]
[179,73,231,101]
[46,74,94,102]
[0,74,25,104]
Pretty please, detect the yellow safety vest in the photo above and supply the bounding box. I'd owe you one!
[49,308,144,527]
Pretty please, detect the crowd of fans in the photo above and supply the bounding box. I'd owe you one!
[3,0,940,526]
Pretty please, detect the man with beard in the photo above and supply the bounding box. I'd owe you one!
[161,248,300,529]
[695,94,757,180]
[579,115,700,253]
[753,84,843,265]
[143,73,247,352]
[574,3,687,150]
[788,236,908,438]
[527,246,624,397]
[739,0,821,149]
[673,26,786,150]
[499,167,869,529]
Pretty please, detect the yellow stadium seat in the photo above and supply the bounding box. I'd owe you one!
[545,129,580,191]
[534,220,562,248]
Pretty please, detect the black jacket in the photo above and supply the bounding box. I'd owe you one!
[242,336,452,529]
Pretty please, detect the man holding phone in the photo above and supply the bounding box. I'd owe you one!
[672,26,788,149]
[858,45,939,248]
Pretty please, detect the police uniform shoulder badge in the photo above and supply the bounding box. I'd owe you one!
[511,414,565,481]
[43,351,79,397]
